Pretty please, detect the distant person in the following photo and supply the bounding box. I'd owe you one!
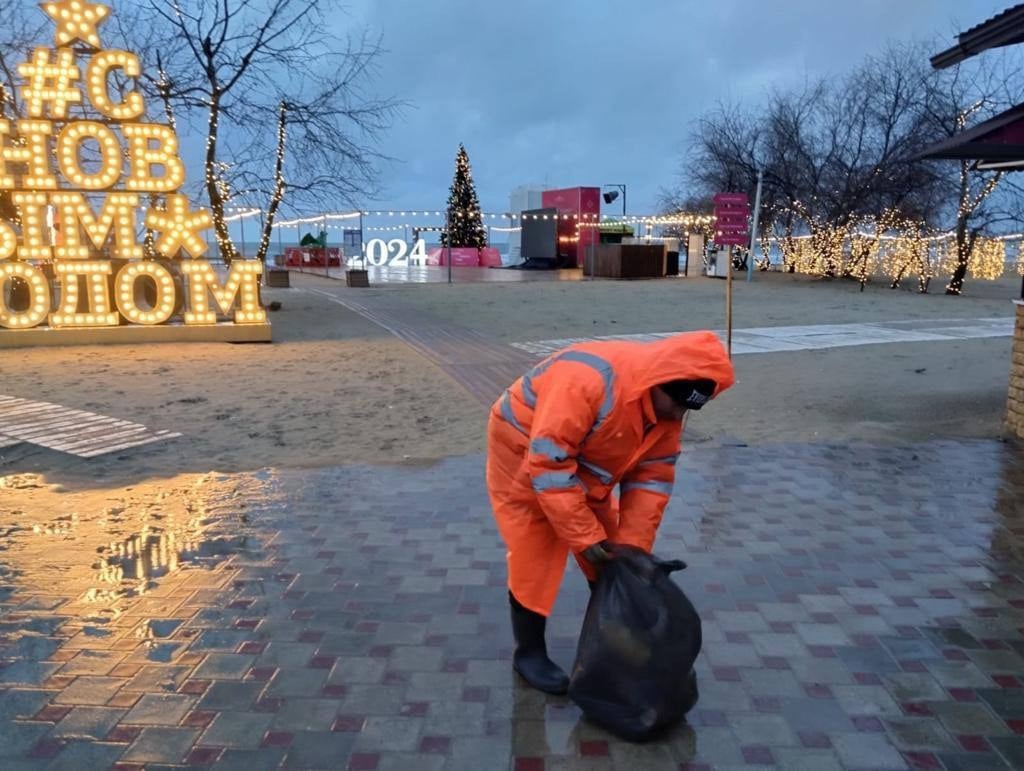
[486,332,735,693]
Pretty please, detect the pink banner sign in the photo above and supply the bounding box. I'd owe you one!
[714,193,749,206]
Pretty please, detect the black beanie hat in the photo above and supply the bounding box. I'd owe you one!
[660,379,717,410]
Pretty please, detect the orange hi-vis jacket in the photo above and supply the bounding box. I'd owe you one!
[486,331,736,616]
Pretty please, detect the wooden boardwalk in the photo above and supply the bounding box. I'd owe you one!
[0,395,181,459]
[307,288,536,407]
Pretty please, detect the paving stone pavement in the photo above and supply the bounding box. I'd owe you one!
[2,440,1024,769]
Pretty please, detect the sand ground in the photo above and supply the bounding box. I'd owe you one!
[376,270,1020,342]
[0,290,487,486]
[0,271,1019,490]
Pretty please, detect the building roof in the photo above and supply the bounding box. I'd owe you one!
[931,4,1024,68]
[918,102,1024,168]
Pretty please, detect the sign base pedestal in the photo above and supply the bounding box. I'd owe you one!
[0,322,272,348]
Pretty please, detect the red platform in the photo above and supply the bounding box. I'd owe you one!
[427,247,502,267]
[285,247,343,268]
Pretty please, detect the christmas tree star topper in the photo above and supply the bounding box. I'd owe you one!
[41,0,111,49]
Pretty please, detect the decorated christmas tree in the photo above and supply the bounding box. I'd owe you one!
[441,144,487,249]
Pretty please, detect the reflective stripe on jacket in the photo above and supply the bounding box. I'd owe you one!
[489,331,736,551]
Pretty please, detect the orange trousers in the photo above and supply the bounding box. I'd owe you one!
[486,414,619,617]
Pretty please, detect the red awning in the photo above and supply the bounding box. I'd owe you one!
[918,103,1024,170]
[931,4,1024,69]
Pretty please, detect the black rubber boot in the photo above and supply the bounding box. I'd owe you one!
[509,592,569,695]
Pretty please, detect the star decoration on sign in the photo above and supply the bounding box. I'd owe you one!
[146,195,214,260]
[40,0,111,49]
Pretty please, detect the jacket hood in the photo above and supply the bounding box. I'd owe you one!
[621,331,736,401]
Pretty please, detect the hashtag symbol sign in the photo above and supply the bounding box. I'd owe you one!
[17,48,82,119]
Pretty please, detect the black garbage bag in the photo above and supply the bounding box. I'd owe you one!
[568,544,701,742]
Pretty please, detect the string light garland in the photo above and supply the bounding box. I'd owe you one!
[268,209,711,226]
[225,208,262,223]
[254,100,288,268]
[969,238,1006,281]
[757,205,1019,288]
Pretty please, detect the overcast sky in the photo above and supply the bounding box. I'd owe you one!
[329,0,1009,215]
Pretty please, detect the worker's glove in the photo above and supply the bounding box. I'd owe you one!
[581,541,614,564]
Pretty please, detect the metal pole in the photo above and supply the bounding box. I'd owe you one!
[447,210,452,285]
[240,215,246,260]
[359,213,365,269]
[748,169,764,282]
[323,214,329,279]
[622,185,626,218]
[726,245,734,359]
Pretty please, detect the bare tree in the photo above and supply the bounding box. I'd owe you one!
[921,50,1024,294]
[682,51,939,278]
[125,0,402,265]
[0,1,400,270]
[677,40,1021,289]
[0,3,47,224]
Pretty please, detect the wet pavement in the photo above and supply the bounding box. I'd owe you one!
[289,265,584,286]
[2,440,1024,770]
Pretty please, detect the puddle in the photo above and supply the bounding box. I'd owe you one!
[0,470,280,640]
[94,528,249,589]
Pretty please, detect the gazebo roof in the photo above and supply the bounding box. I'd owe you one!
[918,102,1024,169]
[931,4,1024,69]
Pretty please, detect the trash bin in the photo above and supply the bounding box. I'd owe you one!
[706,249,729,279]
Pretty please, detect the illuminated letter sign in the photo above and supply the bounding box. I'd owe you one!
[0,1,270,343]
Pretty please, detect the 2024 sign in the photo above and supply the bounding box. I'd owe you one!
[361,239,429,267]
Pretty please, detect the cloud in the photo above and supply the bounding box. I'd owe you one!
[330,0,1008,213]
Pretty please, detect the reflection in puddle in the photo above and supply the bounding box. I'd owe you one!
[0,471,274,614]
[92,526,248,597]
[0,470,278,693]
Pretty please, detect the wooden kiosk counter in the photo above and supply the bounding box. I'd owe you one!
[583,244,667,279]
